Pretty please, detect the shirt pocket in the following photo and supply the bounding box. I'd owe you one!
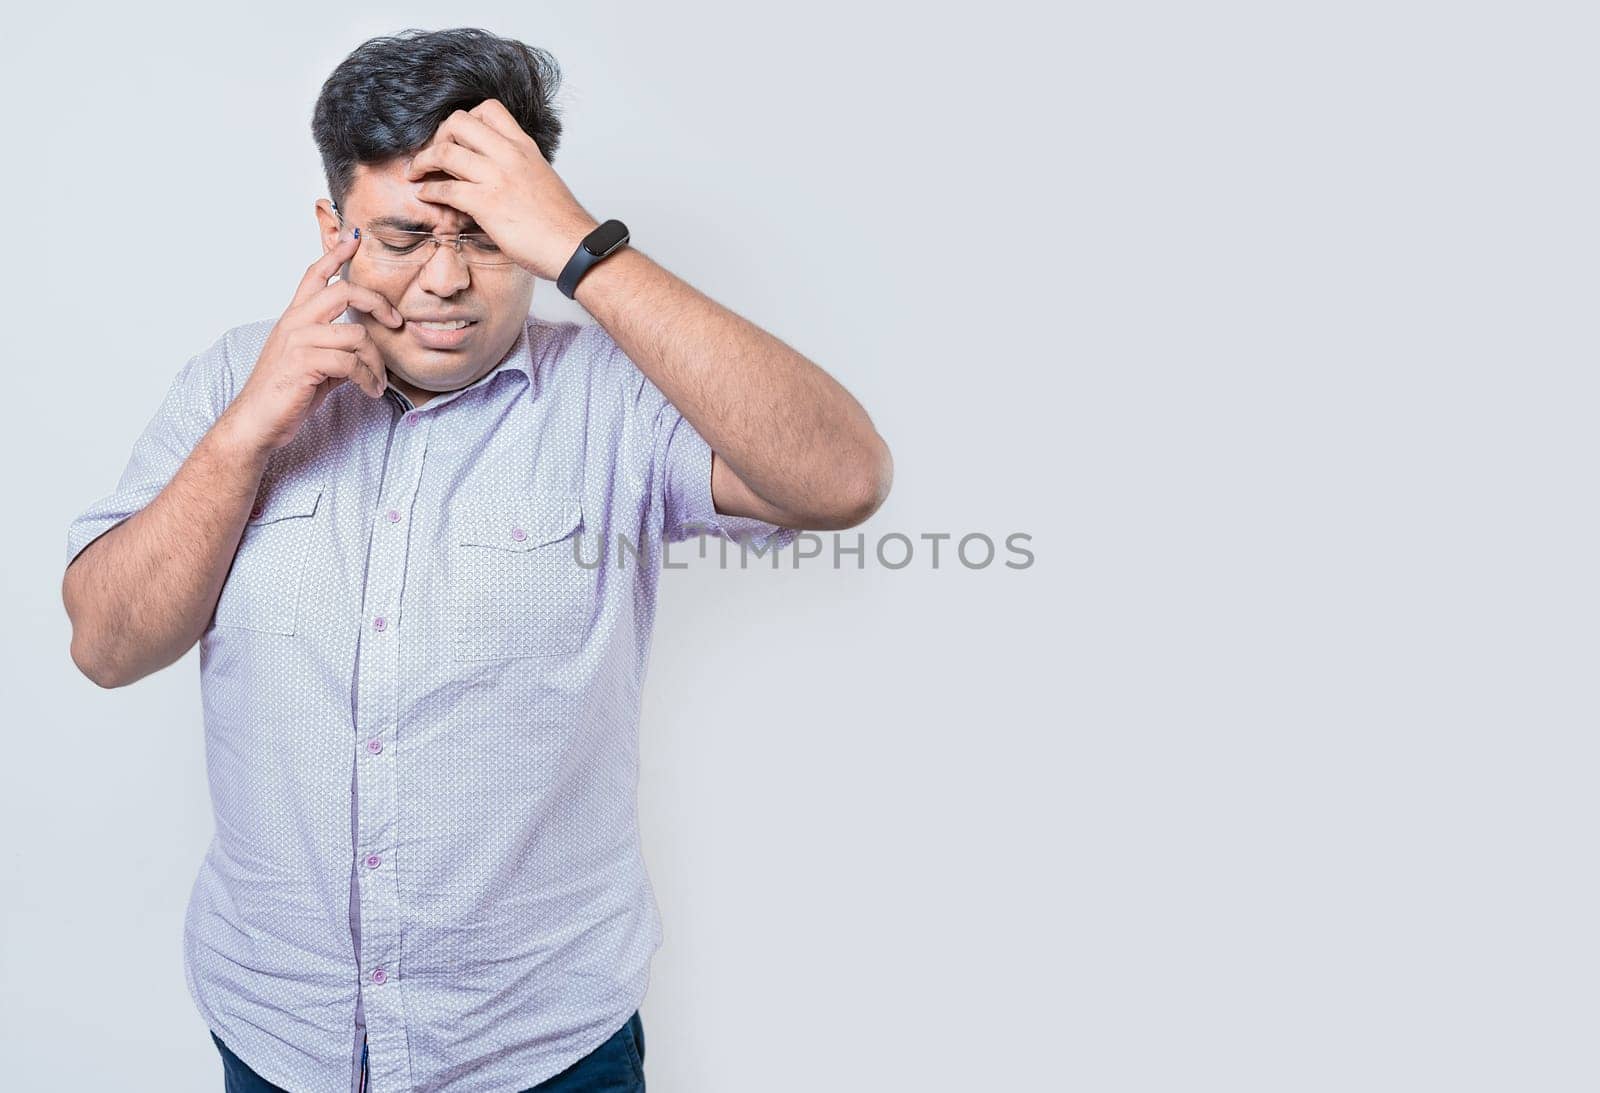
[449,494,595,660]
[212,478,325,635]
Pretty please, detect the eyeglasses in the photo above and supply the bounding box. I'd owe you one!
[333,205,515,269]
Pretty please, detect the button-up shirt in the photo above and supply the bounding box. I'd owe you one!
[65,312,796,1092]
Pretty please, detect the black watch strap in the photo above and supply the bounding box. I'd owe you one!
[557,219,631,299]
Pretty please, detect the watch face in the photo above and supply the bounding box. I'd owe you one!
[583,219,630,257]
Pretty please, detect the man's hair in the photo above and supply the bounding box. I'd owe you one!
[311,27,564,209]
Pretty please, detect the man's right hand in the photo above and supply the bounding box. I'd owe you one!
[221,230,405,455]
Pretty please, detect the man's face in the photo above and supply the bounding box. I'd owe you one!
[315,158,534,404]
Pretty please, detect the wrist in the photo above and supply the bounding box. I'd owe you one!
[210,408,275,467]
[543,215,600,280]
[572,243,642,311]
[558,218,632,300]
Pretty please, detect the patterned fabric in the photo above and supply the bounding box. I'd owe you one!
[66,313,795,1092]
[212,1010,644,1092]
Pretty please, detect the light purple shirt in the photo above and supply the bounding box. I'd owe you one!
[65,312,796,1092]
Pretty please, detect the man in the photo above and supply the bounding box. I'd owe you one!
[61,26,891,1093]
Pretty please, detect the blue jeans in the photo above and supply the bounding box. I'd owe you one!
[209,1012,645,1092]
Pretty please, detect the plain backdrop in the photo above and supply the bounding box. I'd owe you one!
[3,2,1594,1091]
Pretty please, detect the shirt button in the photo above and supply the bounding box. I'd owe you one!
[511,527,527,542]
[386,509,401,523]
[373,616,386,631]
[365,854,381,869]
[371,968,387,984]
[249,504,263,519]
[366,738,383,754]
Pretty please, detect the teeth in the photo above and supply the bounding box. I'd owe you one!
[414,319,470,330]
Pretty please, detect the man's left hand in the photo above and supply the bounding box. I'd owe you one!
[405,99,600,281]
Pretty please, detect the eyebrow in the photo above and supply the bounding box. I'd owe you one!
[366,215,485,233]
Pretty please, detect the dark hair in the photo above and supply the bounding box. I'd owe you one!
[311,27,564,209]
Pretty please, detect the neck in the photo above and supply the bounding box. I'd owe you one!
[388,376,434,410]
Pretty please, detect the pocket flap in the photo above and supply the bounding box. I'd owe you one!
[248,479,325,526]
[456,495,583,551]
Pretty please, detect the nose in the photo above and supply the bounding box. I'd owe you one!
[416,238,471,298]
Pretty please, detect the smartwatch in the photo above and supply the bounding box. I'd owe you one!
[557,219,631,299]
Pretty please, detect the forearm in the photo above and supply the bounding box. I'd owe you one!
[573,245,891,524]
[64,411,271,688]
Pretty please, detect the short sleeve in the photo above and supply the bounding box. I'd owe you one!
[65,329,236,571]
[657,408,799,550]
[597,327,797,551]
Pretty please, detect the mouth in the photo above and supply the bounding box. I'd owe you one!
[405,318,478,349]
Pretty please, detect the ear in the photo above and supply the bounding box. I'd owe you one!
[314,198,342,255]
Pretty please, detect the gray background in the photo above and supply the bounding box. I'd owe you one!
[5,1,1592,1090]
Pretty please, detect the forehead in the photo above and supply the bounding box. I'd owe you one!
[344,158,476,230]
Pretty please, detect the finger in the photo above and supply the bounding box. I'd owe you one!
[310,347,384,400]
[468,99,529,145]
[310,332,388,401]
[304,324,388,394]
[291,230,362,309]
[406,140,488,183]
[414,178,473,215]
[435,107,515,157]
[297,280,404,328]
[351,336,389,396]
[298,321,372,351]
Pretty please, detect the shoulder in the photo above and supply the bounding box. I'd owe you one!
[529,315,620,374]
[528,316,657,403]
[154,317,275,412]
[224,316,279,366]
[192,317,278,390]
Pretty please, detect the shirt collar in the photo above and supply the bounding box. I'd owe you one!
[382,316,537,414]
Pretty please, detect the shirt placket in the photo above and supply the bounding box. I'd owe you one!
[353,397,431,1093]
